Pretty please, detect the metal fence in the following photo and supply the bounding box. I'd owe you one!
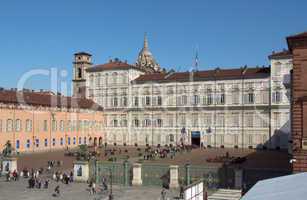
[94,161,132,186]
[141,163,170,187]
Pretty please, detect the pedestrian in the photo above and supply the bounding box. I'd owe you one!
[161,188,166,200]
[54,185,60,197]
[180,185,184,199]
[44,180,49,189]
[92,182,96,194]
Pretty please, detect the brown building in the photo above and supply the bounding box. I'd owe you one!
[287,32,307,172]
[0,89,105,153]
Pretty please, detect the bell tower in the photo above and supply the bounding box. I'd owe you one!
[72,52,92,98]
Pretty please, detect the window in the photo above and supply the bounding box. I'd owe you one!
[207,93,213,105]
[157,119,163,127]
[84,137,87,145]
[245,92,254,104]
[232,113,240,127]
[112,73,117,84]
[15,119,21,132]
[192,95,199,105]
[220,94,225,104]
[167,114,173,127]
[43,120,48,131]
[26,139,30,149]
[248,135,253,146]
[232,91,239,104]
[6,119,13,132]
[192,113,199,127]
[169,134,174,142]
[60,138,64,146]
[204,113,212,127]
[16,140,20,149]
[145,96,150,106]
[157,96,162,106]
[44,139,48,147]
[179,114,186,126]
[273,91,282,103]
[73,137,76,145]
[217,114,225,127]
[60,120,64,131]
[134,97,139,106]
[68,137,71,145]
[246,113,254,127]
[274,62,281,76]
[52,138,56,146]
[26,119,32,132]
[77,68,82,78]
[52,120,57,131]
[144,119,151,127]
[79,137,82,144]
[134,119,139,127]
[35,139,39,147]
[113,97,118,107]
[234,135,239,146]
[113,119,118,127]
[122,97,127,107]
[182,95,187,105]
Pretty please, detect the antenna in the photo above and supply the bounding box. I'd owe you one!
[193,45,199,71]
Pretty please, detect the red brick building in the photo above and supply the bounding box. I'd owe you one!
[287,32,307,172]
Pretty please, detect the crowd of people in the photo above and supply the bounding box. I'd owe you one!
[143,144,193,161]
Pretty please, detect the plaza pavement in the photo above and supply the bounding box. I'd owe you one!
[0,177,179,200]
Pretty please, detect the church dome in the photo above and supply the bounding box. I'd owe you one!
[136,34,161,72]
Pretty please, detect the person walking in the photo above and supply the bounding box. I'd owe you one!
[54,185,60,197]
[161,188,166,200]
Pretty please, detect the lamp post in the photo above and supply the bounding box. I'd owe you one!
[109,167,113,200]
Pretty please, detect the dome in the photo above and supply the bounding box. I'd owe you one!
[136,34,161,72]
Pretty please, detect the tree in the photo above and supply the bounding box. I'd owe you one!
[78,144,89,161]
[2,140,14,157]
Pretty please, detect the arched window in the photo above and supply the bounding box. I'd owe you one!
[52,120,57,131]
[60,120,64,131]
[112,72,117,84]
[89,74,94,87]
[26,119,32,132]
[6,119,13,132]
[15,119,21,132]
[105,73,109,85]
[274,62,281,76]
[77,68,82,78]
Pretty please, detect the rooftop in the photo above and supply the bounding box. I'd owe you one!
[0,89,102,111]
[133,67,270,83]
[86,59,144,73]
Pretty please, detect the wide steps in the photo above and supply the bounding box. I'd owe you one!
[208,189,241,200]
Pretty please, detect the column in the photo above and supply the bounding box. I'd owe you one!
[132,163,142,186]
[169,165,179,188]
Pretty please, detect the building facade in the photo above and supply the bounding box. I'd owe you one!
[0,89,104,153]
[73,35,292,149]
[287,32,307,172]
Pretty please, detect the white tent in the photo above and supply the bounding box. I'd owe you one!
[241,173,307,200]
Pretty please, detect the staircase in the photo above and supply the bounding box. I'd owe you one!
[208,189,241,200]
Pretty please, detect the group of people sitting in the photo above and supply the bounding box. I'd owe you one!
[143,144,193,161]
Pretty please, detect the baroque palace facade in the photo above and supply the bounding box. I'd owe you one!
[73,35,292,149]
[0,89,104,153]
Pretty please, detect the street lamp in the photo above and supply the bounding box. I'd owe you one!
[109,167,113,200]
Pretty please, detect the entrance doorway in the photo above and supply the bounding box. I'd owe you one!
[191,131,201,147]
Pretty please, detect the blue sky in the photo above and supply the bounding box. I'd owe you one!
[0,0,306,93]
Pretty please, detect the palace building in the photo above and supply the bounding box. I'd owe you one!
[73,34,292,149]
[0,89,104,153]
